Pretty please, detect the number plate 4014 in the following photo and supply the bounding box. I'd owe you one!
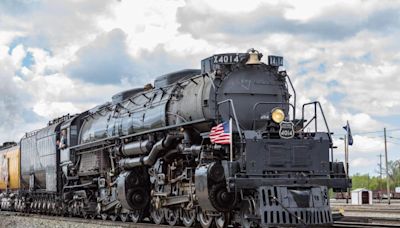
[213,54,240,64]
[279,121,294,139]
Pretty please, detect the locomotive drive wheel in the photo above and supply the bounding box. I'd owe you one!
[129,210,143,223]
[101,213,108,220]
[82,210,88,219]
[120,213,129,222]
[109,214,118,221]
[240,196,257,228]
[209,183,235,212]
[165,208,180,226]
[151,207,165,224]
[215,213,229,228]
[198,210,214,228]
[181,209,196,227]
[127,187,149,210]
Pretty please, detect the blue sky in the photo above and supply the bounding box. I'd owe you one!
[0,0,399,175]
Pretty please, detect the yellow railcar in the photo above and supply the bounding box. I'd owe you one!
[0,143,20,190]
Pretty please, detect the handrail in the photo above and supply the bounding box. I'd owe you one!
[217,99,243,142]
[301,101,334,162]
[286,75,296,120]
[301,101,332,143]
[252,102,295,129]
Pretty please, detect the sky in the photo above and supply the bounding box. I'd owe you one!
[0,0,399,175]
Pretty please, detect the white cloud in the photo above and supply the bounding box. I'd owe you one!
[33,101,80,118]
[99,0,186,54]
[0,0,399,175]
[10,44,26,67]
[0,31,25,46]
[351,157,376,169]
[352,135,384,153]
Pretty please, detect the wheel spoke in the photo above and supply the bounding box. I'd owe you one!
[215,213,229,228]
[181,209,196,227]
[129,210,143,223]
[240,196,256,227]
[110,214,118,221]
[165,208,179,226]
[151,208,165,225]
[120,213,129,222]
[198,210,213,228]
[101,213,108,220]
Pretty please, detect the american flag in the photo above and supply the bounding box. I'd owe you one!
[209,121,231,144]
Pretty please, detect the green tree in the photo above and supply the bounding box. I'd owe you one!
[350,160,400,191]
[351,173,371,190]
[387,160,400,188]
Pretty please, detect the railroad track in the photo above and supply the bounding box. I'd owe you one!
[333,221,400,228]
[0,211,168,228]
[334,208,400,214]
[333,216,400,228]
[3,210,400,228]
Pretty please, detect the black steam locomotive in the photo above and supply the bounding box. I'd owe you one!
[0,49,350,227]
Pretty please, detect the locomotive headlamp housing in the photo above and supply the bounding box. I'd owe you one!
[271,108,285,123]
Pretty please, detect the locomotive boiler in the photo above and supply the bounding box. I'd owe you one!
[0,49,350,227]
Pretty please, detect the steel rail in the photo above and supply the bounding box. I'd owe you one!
[333,222,400,228]
[0,211,169,228]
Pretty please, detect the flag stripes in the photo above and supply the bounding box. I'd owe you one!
[209,121,231,144]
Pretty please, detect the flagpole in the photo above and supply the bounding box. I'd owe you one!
[345,134,349,204]
[346,121,350,178]
[230,118,233,162]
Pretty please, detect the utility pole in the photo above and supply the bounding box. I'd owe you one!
[379,154,383,180]
[384,127,391,205]
[378,154,383,191]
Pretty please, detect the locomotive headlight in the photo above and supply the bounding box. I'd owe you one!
[271,108,285,123]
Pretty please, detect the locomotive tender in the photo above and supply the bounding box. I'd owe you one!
[0,49,350,227]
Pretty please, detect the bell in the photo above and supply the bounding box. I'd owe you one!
[246,49,261,65]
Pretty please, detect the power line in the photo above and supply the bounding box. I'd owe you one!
[386,128,400,132]
[388,136,400,140]
[352,128,400,135]
[335,128,400,137]
[386,140,400,145]
[339,135,400,145]
[353,130,385,135]
[364,135,384,139]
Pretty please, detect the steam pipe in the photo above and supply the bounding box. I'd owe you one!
[119,134,177,169]
[119,139,153,156]
[183,129,191,145]
[178,143,202,156]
